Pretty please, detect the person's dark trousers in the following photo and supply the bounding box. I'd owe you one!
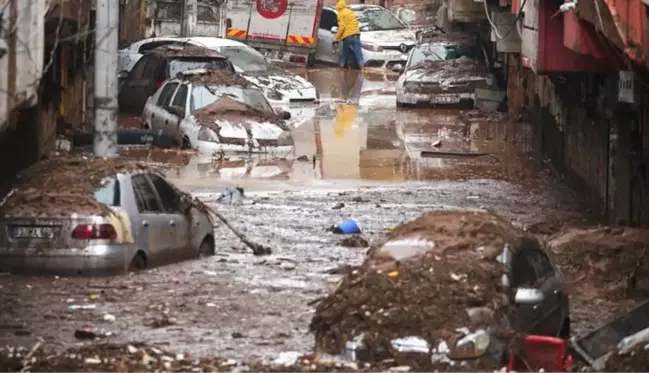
[339,34,364,69]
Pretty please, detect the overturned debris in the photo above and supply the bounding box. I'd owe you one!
[310,209,531,371]
[604,343,649,372]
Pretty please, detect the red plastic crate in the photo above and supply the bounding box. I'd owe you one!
[507,335,573,372]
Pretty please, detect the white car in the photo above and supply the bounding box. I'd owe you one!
[395,33,492,108]
[118,36,317,120]
[315,4,417,69]
[141,70,294,155]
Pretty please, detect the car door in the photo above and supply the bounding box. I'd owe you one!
[119,56,152,114]
[130,173,169,266]
[316,9,339,63]
[147,173,193,258]
[149,82,179,133]
[166,83,189,140]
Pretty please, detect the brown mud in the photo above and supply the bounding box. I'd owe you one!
[547,226,649,300]
[0,156,156,217]
[310,210,530,370]
[194,97,287,129]
[604,343,649,372]
[182,69,253,87]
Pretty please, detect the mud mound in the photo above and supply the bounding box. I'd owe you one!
[193,96,287,129]
[310,210,525,369]
[155,44,222,58]
[547,226,649,299]
[0,156,159,217]
[367,209,528,269]
[604,343,649,372]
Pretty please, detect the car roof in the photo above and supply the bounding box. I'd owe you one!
[151,43,227,59]
[348,4,385,10]
[184,36,249,49]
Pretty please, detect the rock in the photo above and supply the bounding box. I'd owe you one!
[332,202,345,210]
[390,366,412,372]
[231,332,245,339]
[74,329,96,340]
[103,313,116,322]
[340,235,369,248]
[127,345,138,354]
[84,357,101,364]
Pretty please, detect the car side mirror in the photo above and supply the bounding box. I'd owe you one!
[281,110,291,120]
[167,105,185,118]
[514,288,545,305]
[331,26,338,34]
[392,63,404,73]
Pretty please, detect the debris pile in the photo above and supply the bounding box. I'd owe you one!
[181,69,253,87]
[0,156,158,217]
[547,226,649,299]
[310,210,530,370]
[604,343,649,372]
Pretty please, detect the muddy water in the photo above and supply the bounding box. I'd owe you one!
[0,67,594,362]
[168,68,539,191]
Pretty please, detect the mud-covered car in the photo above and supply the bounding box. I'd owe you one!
[391,3,438,31]
[395,33,493,108]
[0,157,216,275]
[316,4,417,69]
[310,209,570,370]
[142,69,294,156]
[118,36,317,122]
[118,43,235,115]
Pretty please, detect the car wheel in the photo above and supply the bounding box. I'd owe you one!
[129,251,147,271]
[307,52,316,67]
[198,237,215,258]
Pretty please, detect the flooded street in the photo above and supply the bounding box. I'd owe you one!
[0,67,594,362]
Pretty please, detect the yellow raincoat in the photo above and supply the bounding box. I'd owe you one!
[335,0,361,41]
[334,103,357,140]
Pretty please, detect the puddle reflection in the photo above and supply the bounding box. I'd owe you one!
[168,68,537,186]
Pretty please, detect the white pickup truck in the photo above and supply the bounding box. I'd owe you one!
[224,0,323,67]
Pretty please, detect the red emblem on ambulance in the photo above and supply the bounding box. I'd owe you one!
[256,0,288,19]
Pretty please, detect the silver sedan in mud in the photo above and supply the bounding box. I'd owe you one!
[0,169,215,275]
[395,34,493,108]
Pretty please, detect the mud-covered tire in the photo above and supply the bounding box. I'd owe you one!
[198,237,215,258]
[307,53,316,67]
[129,252,147,271]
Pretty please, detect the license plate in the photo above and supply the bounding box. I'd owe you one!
[432,95,461,104]
[11,226,58,239]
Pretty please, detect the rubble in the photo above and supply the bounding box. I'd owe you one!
[181,69,254,88]
[0,343,390,372]
[547,226,649,299]
[310,210,530,371]
[604,343,649,371]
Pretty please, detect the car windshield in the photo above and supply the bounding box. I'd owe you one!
[408,43,483,68]
[354,7,406,31]
[191,85,274,113]
[218,46,270,72]
[397,8,416,25]
[94,178,120,206]
[168,57,232,77]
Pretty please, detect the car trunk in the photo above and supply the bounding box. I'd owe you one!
[0,215,103,251]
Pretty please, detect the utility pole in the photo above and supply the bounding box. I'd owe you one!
[181,0,198,37]
[94,0,119,157]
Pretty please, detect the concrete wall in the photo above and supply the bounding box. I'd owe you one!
[507,55,649,227]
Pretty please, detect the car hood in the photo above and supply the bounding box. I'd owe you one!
[241,68,316,99]
[403,57,487,85]
[361,29,417,47]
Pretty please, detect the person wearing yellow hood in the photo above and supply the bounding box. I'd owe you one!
[335,0,364,69]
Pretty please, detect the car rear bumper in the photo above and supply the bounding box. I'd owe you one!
[396,90,476,106]
[0,245,131,275]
